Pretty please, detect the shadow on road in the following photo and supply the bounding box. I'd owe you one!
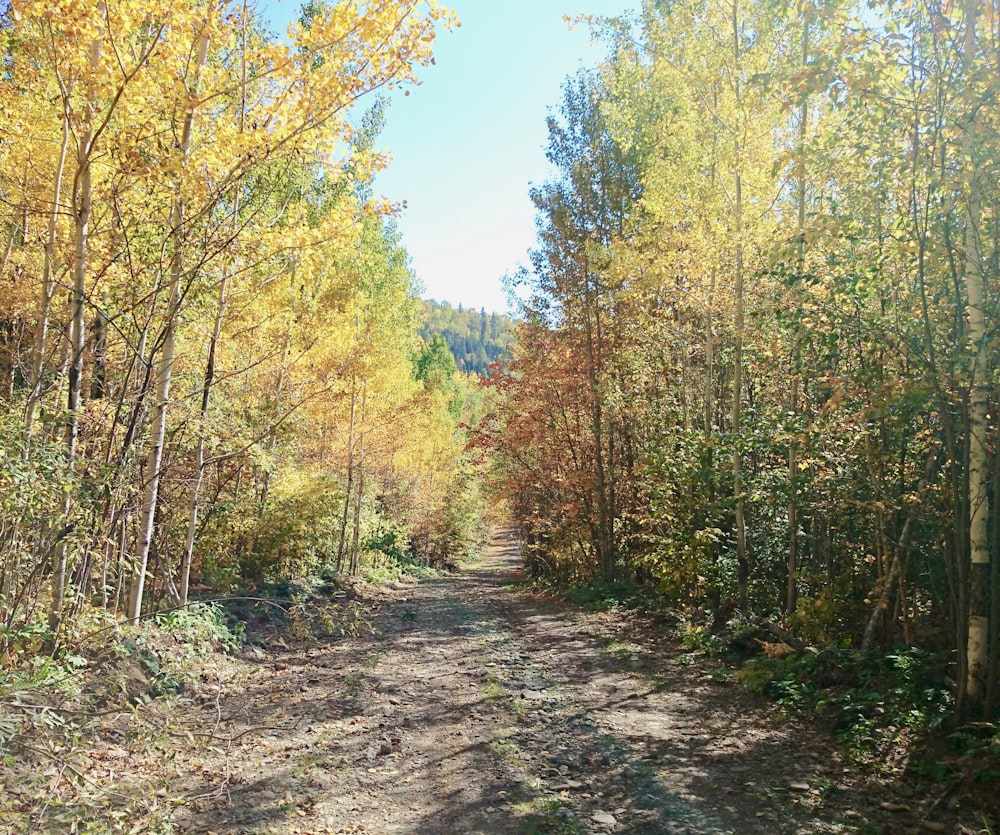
[173,529,865,835]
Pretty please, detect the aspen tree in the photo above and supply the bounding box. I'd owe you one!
[50,2,105,636]
[962,0,989,705]
[128,15,211,620]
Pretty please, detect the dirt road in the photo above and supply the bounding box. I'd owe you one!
[171,531,891,834]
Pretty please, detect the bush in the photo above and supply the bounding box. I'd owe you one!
[736,646,952,751]
[0,406,85,655]
[155,602,243,655]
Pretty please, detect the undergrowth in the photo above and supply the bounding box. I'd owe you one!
[517,570,993,794]
[736,646,953,755]
[539,578,663,613]
[362,551,443,585]
[518,797,584,834]
[521,574,966,766]
[0,529,448,832]
[155,602,244,655]
[0,601,251,833]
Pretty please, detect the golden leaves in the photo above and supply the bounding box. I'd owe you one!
[1,0,452,335]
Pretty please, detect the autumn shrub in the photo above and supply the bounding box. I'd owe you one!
[248,472,344,579]
[361,524,442,583]
[195,467,346,588]
[365,524,410,563]
[679,621,727,656]
[409,459,490,566]
[634,430,727,600]
[790,586,855,646]
[288,592,374,640]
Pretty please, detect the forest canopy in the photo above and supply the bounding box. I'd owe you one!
[419,299,514,376]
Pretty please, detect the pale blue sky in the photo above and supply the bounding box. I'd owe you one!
[263,1,638,313]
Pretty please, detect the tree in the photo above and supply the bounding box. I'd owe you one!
[0,0,461,647]
[491,0,1000,718]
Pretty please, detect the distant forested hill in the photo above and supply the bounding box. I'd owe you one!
[420,300,515,376]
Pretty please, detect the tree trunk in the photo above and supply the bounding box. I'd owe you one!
[337,378,358,573]
[705,267,715,436]
[91,294,108,400]
[986,439,1000,715]
[862,454,940,650]
[584,272,614,582]
[128,28,210,621]
[961,0,989,707]
[180,269,228,605]
[349,387,367,577]
[178,3,251,602]
[25,111,70,435]
[787,10,808,617]
[49,20,102,638]
[731,0,748,611]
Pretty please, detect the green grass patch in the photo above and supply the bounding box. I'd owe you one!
[516,798,583,834]
[483,681,505,702]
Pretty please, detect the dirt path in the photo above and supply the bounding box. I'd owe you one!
[168,532,906,834]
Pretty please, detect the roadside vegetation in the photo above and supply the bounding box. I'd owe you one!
[482,0,1000,762]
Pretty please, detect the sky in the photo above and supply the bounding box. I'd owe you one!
[263,0,639,313]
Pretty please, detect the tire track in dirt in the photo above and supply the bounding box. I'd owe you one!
[173,530,865,834]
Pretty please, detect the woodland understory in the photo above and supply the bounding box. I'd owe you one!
[0,0,488,657]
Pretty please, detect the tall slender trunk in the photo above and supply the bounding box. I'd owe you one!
[26,112,70,435]
[91,294,108,400]
[787,10,808,616]
[48,19,102,638]
[583,268,614,581]
[180,269,228,605]
[703,138,719,602]
[961,0,989,706]
[349,386,367,577]
[704,264,719,605]
[731,0,748,611]
[179,4,249,602]
[705,268,715,436]
[257,334,290,518]
[179,8,246,597]
[986,440,1000,715]
[128,28,210,620]
[862,455,941,650]
[337,378,358,573]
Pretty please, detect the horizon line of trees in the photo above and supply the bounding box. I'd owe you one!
[420,299,514,376]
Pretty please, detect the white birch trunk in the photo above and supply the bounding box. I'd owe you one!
[26,112,70,436]
[48,19,102,637]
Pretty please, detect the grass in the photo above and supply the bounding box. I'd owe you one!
[483,680,506,702]
[516,798,584,834]
[489,735,524,767]
[344,671,366,694]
